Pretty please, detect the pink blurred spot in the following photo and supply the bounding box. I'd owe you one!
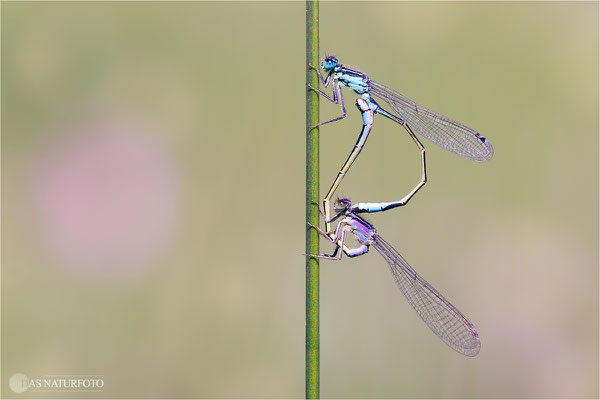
[32,116,180,280]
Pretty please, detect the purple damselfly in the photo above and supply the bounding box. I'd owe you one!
[309,198,481,357]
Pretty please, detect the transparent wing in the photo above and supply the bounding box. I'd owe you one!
[369,80,493,161]
[371,233,481,356]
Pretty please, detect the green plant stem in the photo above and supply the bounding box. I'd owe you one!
[305,0,319,398]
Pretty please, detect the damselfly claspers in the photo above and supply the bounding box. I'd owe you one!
[308,198,481,357]
[309,56,493,234]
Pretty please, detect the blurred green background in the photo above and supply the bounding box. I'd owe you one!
[2,1,598,398]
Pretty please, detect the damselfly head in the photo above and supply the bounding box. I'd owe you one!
[321,56,338,71]
[334,197,352,212]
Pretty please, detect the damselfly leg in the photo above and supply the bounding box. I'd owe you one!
[307,64,347,129]
[308,218,369,260]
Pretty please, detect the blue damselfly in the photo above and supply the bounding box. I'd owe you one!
[309,56,493,233]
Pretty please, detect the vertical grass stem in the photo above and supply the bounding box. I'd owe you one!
[305,0,320,398]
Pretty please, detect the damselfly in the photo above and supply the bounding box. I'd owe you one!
[309,56,493,233]
[308,198,481,357]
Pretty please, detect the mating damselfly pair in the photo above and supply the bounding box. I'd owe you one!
[307,56,493,356]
